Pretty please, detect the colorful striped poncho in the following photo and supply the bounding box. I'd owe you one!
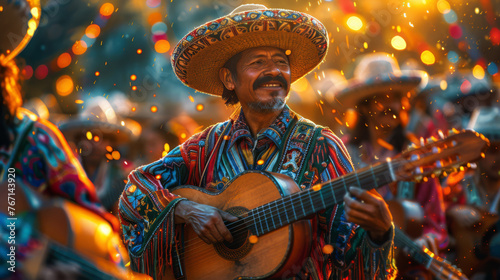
[119,106,396,280]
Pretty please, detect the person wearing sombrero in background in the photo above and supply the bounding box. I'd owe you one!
[59,96,136,214]
[443,106,500,279]
[334,53,448,280]
[0,1,135,278]
[119,4,396,280]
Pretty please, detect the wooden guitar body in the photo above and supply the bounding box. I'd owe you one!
[169,171,312,280]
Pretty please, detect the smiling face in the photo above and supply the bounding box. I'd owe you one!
[219,46,291,113]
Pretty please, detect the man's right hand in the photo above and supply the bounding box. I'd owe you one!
[174,200,238,244]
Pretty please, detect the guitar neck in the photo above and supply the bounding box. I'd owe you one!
[394,227,432,266]
[249,160,397,236]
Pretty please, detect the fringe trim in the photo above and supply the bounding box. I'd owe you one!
[129,198,187,280]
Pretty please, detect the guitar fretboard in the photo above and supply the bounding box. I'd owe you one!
[248,160,397,236]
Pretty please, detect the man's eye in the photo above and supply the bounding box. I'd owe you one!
[252,60,264,65]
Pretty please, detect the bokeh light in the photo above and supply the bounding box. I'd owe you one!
[148,12,162,26]
[420,50,435,65]
[472,65,485,79]
[490,28,500,45]
[56,75,74,96]
[440,80,448,90]
[443,10,457,23]
[130,74,137,81]
[72,40,88,55]
[35,65,48,80]
[437,0,451,14]
[151,105,158,113]
[85,24,101,39]
[487,62,498,75]
[346,15,363,31]
[22,65,33,79]
[100,3,114,17]
[460,80,471,94]
[449,24,462,39]
[447,51,459,63]
[154,40,170,53]
[391,36,407,50]
[57,52,72,68]
[196,104,204,111]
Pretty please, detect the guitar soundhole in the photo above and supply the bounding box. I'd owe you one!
[214,206,253,261]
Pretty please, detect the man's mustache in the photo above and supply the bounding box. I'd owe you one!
[253,75,289,91]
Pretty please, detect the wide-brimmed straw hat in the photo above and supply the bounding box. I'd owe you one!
[334,53,427,109]
[59,96,133,144]
[171,4,329,96]
[0,0,40,64]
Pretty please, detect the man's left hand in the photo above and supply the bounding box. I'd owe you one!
[344,186,393,244]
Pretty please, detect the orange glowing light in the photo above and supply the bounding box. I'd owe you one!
[106,146,113,152]
[137,49,143,54]
[112,151,120,160]
[75,99,84,104]
[131,107,136,112]
[128,185,137,193]
[85,24,101,39]
[257,159,265,165]
[154,40,170,53]
[72,40,88,55]
[86,131,93,140]
[56,75,74,96]
[132,86,137,91]
[223,135,230,140]
[150,105,158,113]
[57,53,72,68]
[249,235,258,244]
[164,143,170,153]
[322,244,334,254]
[106,153,113,160]
[377,138,394,151]
[196,104,204,111]
[147,12,162,26]
[180,133,187,139]
[130,74,137,81]
[94,135,100,142]
[95,71,100,76]
[100,3,114,17]
[155,174,161,180]
[420,50,435,65]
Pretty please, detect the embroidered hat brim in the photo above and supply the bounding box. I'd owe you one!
[171,8,329,96]
[334,71,424,109]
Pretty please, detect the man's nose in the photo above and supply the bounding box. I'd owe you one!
[263,61,282,76]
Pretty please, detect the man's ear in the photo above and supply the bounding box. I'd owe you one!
[219,68,235,91]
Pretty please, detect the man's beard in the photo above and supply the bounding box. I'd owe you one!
[247,95,287,113]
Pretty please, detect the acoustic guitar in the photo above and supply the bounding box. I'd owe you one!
[0,181,150,280]
[166,130,487,280]
[388,200,468,280]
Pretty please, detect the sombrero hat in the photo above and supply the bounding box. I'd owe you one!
[334,53,427,109]
[419,70,494,103]
[58,96,134,144]
[0,0,40,64]
[171,4,329,96]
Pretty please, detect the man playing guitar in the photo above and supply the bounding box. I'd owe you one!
[118,4,396,280]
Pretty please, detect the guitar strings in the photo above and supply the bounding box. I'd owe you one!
[175,162,398,260]
[177,162,393,258]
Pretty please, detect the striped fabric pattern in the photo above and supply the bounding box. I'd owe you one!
[118,106,396,279]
